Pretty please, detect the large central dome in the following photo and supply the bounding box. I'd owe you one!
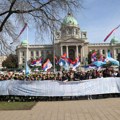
[62,13,78,26]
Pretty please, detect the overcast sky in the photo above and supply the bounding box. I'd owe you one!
[20,0,120,44]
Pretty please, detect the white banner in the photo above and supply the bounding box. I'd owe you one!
[0,77,120,96]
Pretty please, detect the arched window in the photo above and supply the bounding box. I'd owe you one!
[22,58,25,63]
[36,51,39,56]
[76,29,78,35]
[31,51,33,56]
[102,50,105,54]
[22,51,24,56]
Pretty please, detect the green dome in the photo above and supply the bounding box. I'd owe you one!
[110,37,120,44]
[21,40,28,46]
[62,13,78,26]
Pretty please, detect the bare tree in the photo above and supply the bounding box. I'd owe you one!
[0,0,83,54]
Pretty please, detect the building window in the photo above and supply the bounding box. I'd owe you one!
[22,51,24,56]
[31,51,33,56]
[22,58,25,63]
[49,50,52,54]
[76,29,78,35]
[36,51,39,56]
[97,50,100,53]
[41,50,44,57]
[63,46,66,54]
[46,50,49,55]
[103,50,105,54]
[69,29,72,34]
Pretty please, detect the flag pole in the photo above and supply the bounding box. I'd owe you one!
[25,23,29,75]
[53,29,55,73]
[52,4,55,73]
[27,24,28,62]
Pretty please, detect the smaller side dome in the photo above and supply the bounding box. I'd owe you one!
[110,37,120,44]
[21,40,28,46]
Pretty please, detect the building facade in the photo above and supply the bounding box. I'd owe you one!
[16,13,120,68]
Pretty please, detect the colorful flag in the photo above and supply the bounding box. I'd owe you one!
[31,60,37,66]
[98,54,104,61]
[31,58,42,66]
[58,58,66,66]
[36,58,42,66]
[104,24,120,42]
[91,51,97,62]
[92,61,106,67]
[17,23,27,39]
[71,57,80,70]
[42,59,52,71]
[107,51,112,58]
[61,53,67,59]
[105,52,119,66]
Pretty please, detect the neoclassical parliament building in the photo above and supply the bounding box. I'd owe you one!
[16,13,120,68]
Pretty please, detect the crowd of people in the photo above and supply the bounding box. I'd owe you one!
[0,68,120,81]
[0,68,120,101]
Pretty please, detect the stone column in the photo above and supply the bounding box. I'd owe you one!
[39,51,41,57]
[114,48,116,59]
[18,50,21,67]
[80,47,82,61]
[61,46,63,56]
[76,45,78,57]
[66,45,68,58]
[81,46,84,62]
[105,49,108,57]
[100,49,102,54]
[82,46,85,57]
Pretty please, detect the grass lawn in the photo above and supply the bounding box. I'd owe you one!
[0,102,36,110]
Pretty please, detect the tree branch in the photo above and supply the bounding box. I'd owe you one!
[0,0,16,32]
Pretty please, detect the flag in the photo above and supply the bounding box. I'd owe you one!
[17,23,27,39]
[61,53,67,59]
[42,59,52,71]
[31,60,37,66]
[36,58,42,66]
[105,57,119,66]
[91,51,97,62]
[71,57,80,70]
[10,23,27,44]
[31,58,42,66]
[93,61,106,67]
[105,51,119,66]
[104,24,120,42]
[58,58,66,66]
[58,53,70,70]
[107,51,112,58]
[98,54,104,61]
[58,58,70,70]
[25,62,30,76]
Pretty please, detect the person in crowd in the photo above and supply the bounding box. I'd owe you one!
[0,68,120,81]
[116,70,120,77]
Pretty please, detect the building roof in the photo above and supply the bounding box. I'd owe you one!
[62,12,78,27]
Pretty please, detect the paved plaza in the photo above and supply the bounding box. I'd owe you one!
[0,98,120,120]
